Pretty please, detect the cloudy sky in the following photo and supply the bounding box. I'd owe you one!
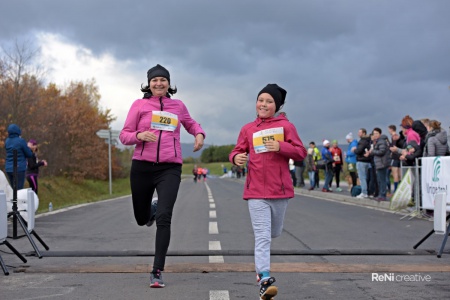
[1,0,449,147]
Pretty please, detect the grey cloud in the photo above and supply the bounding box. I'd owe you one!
[2,0,450,145]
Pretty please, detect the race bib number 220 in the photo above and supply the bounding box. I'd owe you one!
[151,111,178,131]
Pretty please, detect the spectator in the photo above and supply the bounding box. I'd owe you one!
[289,159,296,187]
[4,124,33,190]
[366,128,391,201]
[305,148,316,190]
[294,160,305,187]
[400,115,421,145]
[26,139,48,195]
[367,133,379,198]
[388,125,405,192]
[345,132,358,188]
[310,141,321,188]
[354,128,371,198]
[321,140,334,192]
[423,120,448,157]
[330,139,343,192]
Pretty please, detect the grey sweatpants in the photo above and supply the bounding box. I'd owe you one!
[248,199,289,275]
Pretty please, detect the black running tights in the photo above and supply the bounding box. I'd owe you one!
[130,160,182,271]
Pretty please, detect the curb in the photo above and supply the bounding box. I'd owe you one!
[294,188,392,211]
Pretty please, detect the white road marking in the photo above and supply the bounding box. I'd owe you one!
[209,222,218,234]
[210,203,216,209]
[210,210,217,218]
[210,290,230,300]
[209,255,225,263]
[209,240,221,250]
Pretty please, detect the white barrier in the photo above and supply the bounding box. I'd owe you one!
[0,191,6,243]
[0,170,39,221]
[421,157,450,211]
[434,192,447,235]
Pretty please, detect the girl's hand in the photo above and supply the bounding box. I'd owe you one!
[264,140,280,152]
[193,134,204,152]
[137,131,158,142]
[234,153,248,166]
[42,160,48,167]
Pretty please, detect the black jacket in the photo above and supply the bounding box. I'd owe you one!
[354,136,371,162]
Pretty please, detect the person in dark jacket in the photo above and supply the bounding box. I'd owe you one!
[388,125,405,192]
[423,120,448,157]
[366,128,391,201]
[353,128,371,198]
[26,139,48,194]
[4,124,33,190]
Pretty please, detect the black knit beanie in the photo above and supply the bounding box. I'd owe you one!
[257,84,287,112]
[147,64,170,83]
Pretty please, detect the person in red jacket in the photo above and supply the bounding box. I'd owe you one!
[329,139,343,192]
[229,83,306,300]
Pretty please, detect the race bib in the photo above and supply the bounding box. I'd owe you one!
[253,127,284,154]
[151,111,178,131]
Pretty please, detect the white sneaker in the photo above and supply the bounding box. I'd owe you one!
[356,193,368,199]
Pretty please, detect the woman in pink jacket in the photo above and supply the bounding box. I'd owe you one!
[120,64,205,288]
[229,84,306,300]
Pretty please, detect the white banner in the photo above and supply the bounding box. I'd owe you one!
[390,169,412,211]
[421,157,450,210]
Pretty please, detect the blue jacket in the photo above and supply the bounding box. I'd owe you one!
[5,124,33,172]
[321,147,333,163]
[346,139,358,164]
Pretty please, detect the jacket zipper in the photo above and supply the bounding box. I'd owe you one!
[280,166,285,194]
[156,96,164,163]
[173,137,177,157]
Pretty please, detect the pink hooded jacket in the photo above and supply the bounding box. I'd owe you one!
[229,115,307,200]
[120,96,205,164]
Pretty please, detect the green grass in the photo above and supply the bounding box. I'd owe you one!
[34,177,131,213]
[31,162,232,214]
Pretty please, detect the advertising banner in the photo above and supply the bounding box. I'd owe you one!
[421,157,450,211]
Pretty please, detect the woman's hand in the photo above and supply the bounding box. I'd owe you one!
[137,131,158,142]
[193,134,204,152]
[234,153,248,166]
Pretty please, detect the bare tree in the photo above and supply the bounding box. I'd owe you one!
[0,39,45,126]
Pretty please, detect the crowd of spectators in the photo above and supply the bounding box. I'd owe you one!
[291,115,449,205]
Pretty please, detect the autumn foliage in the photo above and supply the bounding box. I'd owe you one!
[0,42,128,181]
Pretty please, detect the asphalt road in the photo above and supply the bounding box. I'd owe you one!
[1,177,449,300]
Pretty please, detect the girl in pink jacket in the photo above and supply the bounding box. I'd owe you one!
[229,84,306,300]
[120,64,205,288]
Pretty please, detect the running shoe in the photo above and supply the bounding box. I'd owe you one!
[150,269,165,288]
[146,197,158,227]
[336,187,342,192]
[259,277,277,300]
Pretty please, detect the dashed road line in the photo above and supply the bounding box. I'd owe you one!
[210,290,230,300]
[205,182,225,265]
[209,222,218,234]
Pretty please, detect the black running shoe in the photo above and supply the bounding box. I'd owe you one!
[259,277,277,300]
